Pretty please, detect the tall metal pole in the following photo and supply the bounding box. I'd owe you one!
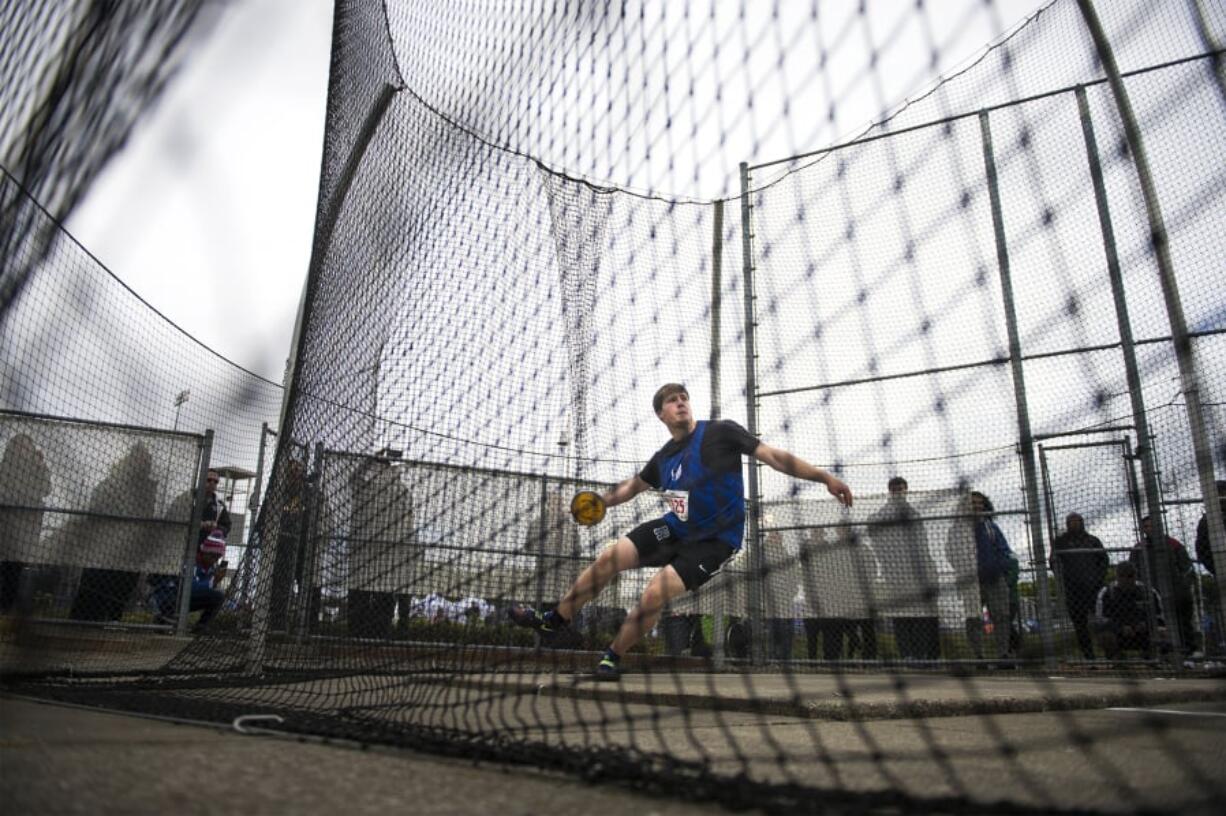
[710,198,725,668]
[278,82,398,445]
[295,441,326,641]
[1074,85,1179,651]
[739,162,766,665]
[978,112,1056,666]
[176,430,214,636]
[1077,0,1225,644]
[535,476,550,651]
[711,200,724,421]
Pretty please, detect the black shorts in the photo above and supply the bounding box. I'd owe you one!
[626,518,737,591]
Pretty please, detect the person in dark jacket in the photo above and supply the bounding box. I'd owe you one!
[1049,513,1109,660]
[969,491,1014,661]
[198,469,231,545]
[1130,516,1196,655]
[1194,481,1225,577]
[1195,482,1226,655]
[1094,562,1166,659]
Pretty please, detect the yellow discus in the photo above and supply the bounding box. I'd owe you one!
[570,490,607,526]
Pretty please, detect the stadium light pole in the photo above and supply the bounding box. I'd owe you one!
[1077,0,1226,644]
[172,389,190,432]
[159,389,192,512]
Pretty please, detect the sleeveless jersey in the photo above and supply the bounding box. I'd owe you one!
[656,421,746,549]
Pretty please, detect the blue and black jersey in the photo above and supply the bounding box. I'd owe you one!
[639,419,759,550]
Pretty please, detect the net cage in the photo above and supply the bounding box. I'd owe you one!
[3,0,1226,812]
[0,0,218,312]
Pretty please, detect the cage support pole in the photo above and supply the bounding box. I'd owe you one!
[978,112,1056,666]
[1077,0,1223,650]
[1074,85,1175,644]
[710,198,726,668]
[740,162,766,666]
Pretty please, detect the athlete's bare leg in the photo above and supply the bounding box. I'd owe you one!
[554,536,641,623]
[610,564,687,656]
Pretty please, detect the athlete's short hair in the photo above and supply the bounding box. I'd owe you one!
[653,383,688,415]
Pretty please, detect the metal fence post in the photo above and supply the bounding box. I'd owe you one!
[739,161,766,666]
[535,475,549,650]
[1077,0,1223,653]
[978,112,1057,666]
[1074,85,1179,652]
[240,422,271,610]
[176,430,213,636]
[710,198,726,668]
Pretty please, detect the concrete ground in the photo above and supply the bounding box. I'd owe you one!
[5,671,1226,814]
[0,697,726,816]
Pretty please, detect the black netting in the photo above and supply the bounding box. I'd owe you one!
[4,0,1226,813]
[0,0,216,309]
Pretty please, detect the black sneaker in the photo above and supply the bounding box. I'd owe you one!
[593,653,621,681]
[508,604,554,633]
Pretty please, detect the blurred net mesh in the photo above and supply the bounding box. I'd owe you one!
[0,0,217,310]
[4,0,1226,812]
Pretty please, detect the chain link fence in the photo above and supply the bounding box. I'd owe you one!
[743,48,1225,667]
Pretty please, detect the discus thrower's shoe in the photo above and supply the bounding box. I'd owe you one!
[508,604,556,634]
[593,654,622,681]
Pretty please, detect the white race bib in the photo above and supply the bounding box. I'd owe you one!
[662,489,690,522]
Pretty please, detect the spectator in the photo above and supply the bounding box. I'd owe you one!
[1130,515,1197,655]
[198,469,231,544]
[150,529,227,633]
[968,491,1014,661]
[0,433,51,614]
[1195,481,1225,656]
[1194,480,1225,577]
[70,444,157,622]
[867,477,940,660]
[662,612,712,658]
[1049,512,1109,660]
[460,596,494,625]
[347,454,413,639]
[1094,561,1166,659]
[946,493,983,658]
[801,522,878,661]
[267,458,307,632]
[764,526,801,662]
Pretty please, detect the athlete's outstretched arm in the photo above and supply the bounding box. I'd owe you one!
[751,443,853,507]
[601,474,653,508]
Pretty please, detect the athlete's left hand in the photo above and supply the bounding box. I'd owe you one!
[826,477,853,507]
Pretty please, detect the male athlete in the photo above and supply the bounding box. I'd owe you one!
[510,382,853,679]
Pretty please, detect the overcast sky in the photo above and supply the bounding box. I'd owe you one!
[60,0,1067,385]
[66,0,333,383]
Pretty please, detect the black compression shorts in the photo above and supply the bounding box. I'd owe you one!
[626,518,737,591]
